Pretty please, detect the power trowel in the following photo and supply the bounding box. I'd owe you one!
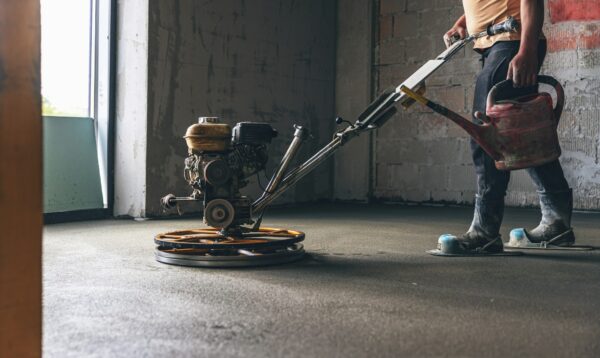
[155,17,586,266]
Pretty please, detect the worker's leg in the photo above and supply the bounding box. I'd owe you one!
[459,42,520,251]
[511,41,575,245]
[461,40,551,251]
[524,160,575,245]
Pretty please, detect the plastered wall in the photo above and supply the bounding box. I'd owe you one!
[373,0,600,210]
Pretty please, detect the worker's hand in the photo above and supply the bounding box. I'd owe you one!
[443,25,467,48]
[507,50,538,87]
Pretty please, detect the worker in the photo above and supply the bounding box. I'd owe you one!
[443,0,574,252]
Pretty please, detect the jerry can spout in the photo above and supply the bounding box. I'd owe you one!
[399,86,502,160]
[446,111,485,141]
[438,109,502,161]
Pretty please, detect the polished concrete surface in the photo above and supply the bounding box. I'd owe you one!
[44,204,600,357]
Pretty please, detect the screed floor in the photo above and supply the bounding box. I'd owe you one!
[44,204,600,357]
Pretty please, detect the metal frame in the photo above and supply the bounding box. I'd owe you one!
[106,0,117,216]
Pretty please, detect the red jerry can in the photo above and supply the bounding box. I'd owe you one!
[401,75,565,170]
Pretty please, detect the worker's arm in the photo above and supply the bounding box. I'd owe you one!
[507,0,544,87]
[444,15,467,48]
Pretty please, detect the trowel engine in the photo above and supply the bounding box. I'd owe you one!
[161,118,278,229]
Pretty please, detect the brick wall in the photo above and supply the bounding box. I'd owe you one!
[544,0,600,210]
[373,0,600,210]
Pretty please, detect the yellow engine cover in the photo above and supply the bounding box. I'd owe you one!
[184,117,231,153]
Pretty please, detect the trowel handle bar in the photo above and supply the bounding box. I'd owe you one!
[486,16,519,36]
[486,75,565,123]
[469,16,519,40]
[456,16,519,47]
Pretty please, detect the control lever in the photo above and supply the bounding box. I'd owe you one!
[335,116,354,128]
[448,16,519,46]
[487,16,519,36]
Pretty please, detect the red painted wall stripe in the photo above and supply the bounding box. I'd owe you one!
[549,0,600,23]
[546,23,600,52]
[548,33,600,52]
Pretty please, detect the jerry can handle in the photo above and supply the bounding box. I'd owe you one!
[486,75,565,123]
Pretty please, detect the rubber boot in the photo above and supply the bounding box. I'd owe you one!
[524,189,575,246]
[457,195,504,253]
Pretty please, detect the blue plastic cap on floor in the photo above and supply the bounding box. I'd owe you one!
[438,234,456,243]
[510,228,526,241]
[437,234,460,253]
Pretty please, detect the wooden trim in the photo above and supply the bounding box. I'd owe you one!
[0,0,43,357]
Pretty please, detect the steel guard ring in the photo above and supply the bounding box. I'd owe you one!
[154,227,305,250]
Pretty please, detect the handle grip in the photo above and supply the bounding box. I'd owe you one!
[487,16,519,36]
[486,75,565,123]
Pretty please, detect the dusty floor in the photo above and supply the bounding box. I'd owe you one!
[44,204,600,357]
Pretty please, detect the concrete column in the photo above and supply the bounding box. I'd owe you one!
[334,0,374,201]
[0,0,43,356]
[114,0,149,217]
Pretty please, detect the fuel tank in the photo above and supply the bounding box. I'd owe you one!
[183,117,231,153]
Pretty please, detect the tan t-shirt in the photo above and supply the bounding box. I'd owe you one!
[463,0,526,49]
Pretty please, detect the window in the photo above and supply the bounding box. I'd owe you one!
[41,0,113,215]
[41,0,92,116]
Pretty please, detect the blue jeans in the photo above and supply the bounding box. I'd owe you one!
[471,40,569,201]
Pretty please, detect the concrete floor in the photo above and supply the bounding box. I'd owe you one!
[44,204,600,357]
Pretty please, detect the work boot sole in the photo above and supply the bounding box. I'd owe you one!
[505,228,594,251]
